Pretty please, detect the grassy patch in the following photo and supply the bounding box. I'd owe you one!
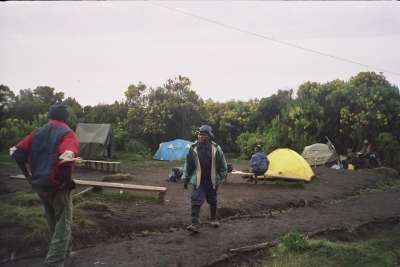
[0,152,16,168]
[257,229,400,267]
[0,191,102,247]
[7,190,42,206]
[75,201,113,212]
[0,203,51,245]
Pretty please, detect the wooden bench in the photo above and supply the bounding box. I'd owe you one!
[81,160,122,173]
[9,175,167,203]
[227,171,308,183]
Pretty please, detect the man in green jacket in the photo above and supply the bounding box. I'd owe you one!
[182,125,228,233]
[343,148,357,169]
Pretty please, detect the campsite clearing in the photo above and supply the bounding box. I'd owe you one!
[1,159,399,267]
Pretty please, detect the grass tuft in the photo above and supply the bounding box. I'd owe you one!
[259,229,400,267]
[75,201,113,212]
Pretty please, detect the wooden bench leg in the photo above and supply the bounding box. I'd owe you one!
[112,163,115,173]
[74,187,94,197]
[157,192,166,203]
[101,163,104,171]
[93,186,102,192]
[107,163,110,172]
[95,162,98,170]
[85,162,89,169]
[117,164,121,173]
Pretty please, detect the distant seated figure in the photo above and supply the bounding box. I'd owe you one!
[167,167,183,182]
[360,140,372,157]
[342,148,357,169]
[247,145,270,185]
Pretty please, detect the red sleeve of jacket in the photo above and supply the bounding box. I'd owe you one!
[15,130,35,153]
[58,131,80,167]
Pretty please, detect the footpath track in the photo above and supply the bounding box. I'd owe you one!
[3,188,400,267]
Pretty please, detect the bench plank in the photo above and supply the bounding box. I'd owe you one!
[74,180,167,192]
[9,175,167,202]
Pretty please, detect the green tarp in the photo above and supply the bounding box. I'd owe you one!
[75,123,116,160]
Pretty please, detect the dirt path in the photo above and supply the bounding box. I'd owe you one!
[1,164,399,267]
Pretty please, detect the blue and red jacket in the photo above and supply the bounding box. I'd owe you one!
[11,120,80,188]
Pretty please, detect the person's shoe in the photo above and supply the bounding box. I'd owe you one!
[209,219,219,228]
[186,223,200,233]
[65,251,77,267]
[246,178,254,183]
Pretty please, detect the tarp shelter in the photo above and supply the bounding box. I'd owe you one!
[153,139,193,161]
[76,123,116,160]
[266,148,315,181]
[302,143,338,166]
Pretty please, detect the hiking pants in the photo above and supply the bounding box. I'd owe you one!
[35,187,73,267]
[190,180,219,206]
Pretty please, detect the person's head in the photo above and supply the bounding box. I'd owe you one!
[347,148,352,153]
[172,167,179,173]
[50,102,71,125]
[254,145,262,153]
[363,140,368,144]
[196,125,214,145]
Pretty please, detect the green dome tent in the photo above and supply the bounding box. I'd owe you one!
[302,143,338,166]
[75,123,116,160]
[153,139,193,161]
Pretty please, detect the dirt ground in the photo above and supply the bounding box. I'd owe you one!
[1,160,400,267]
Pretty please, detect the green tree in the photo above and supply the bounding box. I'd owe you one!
[218,100,258,151]
[163,76,206,141]
[10,89,48,122]
[257,89,293,132]
[124,77,206,148]
[33,86,64,105]
[339,72,400,151]
[0,85,16,117]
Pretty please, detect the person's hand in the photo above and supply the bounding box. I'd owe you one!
[183,182,188,190]
[58,180,71,191]
[26,175,32,185]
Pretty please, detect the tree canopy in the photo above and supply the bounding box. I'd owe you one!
[1,72,399,170]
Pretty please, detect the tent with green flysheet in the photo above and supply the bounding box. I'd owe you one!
[75,123,116,160]
[302,142,338,166]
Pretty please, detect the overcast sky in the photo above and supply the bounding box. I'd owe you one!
[1,1,399,107]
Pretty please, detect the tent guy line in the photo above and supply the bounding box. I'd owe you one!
[146,0,400,76]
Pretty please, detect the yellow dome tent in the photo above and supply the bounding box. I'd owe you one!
[265,148,315,182]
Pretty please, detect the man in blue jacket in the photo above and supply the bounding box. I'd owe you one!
[247,145,270,184]
[182,125,228,233]
[10,102,80,267]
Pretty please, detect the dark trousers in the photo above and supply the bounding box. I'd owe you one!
[190,180,219,223]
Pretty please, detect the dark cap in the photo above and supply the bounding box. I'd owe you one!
[196,125,214,139]
[50,102,71,120]
[254,145,262,151]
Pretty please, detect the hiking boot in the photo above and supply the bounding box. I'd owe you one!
[65,251,77,267]
[209,219,219,228]
[186,222,201,233]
